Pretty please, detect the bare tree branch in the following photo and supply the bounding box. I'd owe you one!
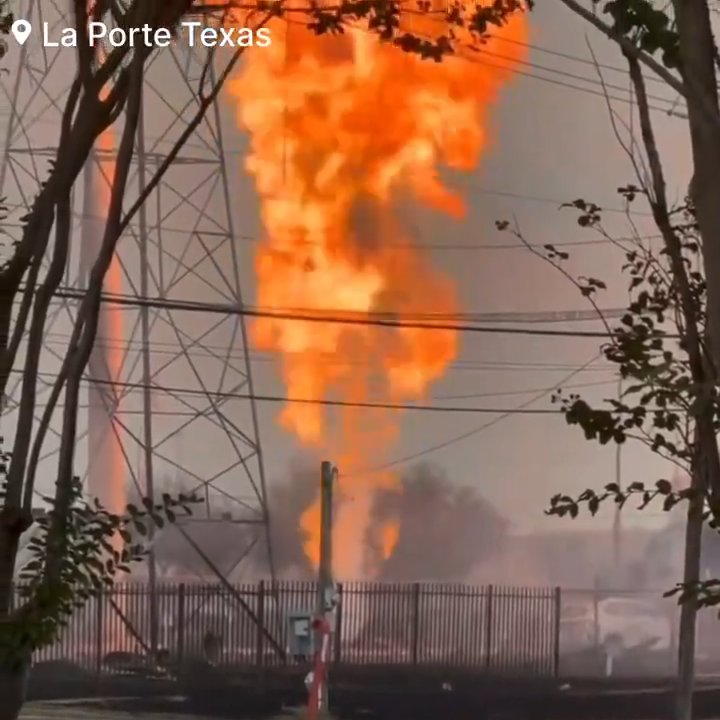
[557,0,687,97]
[44,47,145,586]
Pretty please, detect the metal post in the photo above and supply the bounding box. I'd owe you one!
[592,578,600,660]
[411,582,421,665]
[256,580,266,668]
[484,585,494,668]
[96,592,104,682]
[553,587,562,677]
[177,583,186,666]
[333,582,343,666]
[136,91,159,657]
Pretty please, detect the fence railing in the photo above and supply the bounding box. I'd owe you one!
[25,581,561,677]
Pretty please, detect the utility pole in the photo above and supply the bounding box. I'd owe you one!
[314,460,337,715]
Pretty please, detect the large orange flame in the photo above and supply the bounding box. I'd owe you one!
[83,5,125,536]
[83,134,125,555]
[228,3,527,579]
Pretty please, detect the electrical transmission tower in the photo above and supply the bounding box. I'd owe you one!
[0,1,273,592]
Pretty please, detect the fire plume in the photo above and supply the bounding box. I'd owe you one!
[82,126,125,558]
[229,3,527,578]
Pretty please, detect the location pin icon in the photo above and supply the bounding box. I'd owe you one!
[11,20,32,46]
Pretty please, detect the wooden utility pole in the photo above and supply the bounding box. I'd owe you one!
[315,460,336,713]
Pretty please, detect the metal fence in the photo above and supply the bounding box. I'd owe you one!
[26,581,560,676]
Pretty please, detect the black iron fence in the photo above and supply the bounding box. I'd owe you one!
[26,581,560,676]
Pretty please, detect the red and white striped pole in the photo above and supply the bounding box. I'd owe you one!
[306,616,331,720]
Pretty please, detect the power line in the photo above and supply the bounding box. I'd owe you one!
[35,332,618,373]
[22,370,561,415]
[475,45,680,109]
[354,18,683,118]
[40,305,625,327]
[23,351,615,400]
[488,33,670,86]
[45,286,641,339]
[345,17,684,117]
[435,378,616,400]
[436,183,655,218]
[2,215,662,253]
[463,51,685,118]
[3,184,658,231]
[346,355,603,476]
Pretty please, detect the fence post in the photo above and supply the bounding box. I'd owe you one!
[177,583,186,664]
[485,585,494,668]
[333,582,343,665]
[96,590,104,680]
[592,579,600,659]
[411,583,420,665]
[255,580,265,668]
[553,586,561,677]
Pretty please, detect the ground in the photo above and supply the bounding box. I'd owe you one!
[19,702,221,720]
[18,701,310,720]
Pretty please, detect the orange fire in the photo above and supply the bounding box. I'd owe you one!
[379,522,400,561]
[87,29,125,543]
[99,141,125,528]
[228,3,527,578]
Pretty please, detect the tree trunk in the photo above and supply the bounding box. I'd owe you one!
[0,657,29,720]
[0,514,25,614]
[676,478,703,720]
[671,0,720,377]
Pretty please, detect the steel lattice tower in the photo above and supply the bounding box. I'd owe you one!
[0,1,273,587]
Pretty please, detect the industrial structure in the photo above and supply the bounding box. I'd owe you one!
[0,2,274,598]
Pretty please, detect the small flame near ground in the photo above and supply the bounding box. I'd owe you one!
[228,2,528,579]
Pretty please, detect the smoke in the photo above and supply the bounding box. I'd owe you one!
[265,460,507,582]
[265,458,321,576]
[374,463,508,581]
[125,475,254,581]
[126,462,507,585]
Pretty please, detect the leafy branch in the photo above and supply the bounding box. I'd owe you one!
[0,444,201,668]
[548,478,698,519]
